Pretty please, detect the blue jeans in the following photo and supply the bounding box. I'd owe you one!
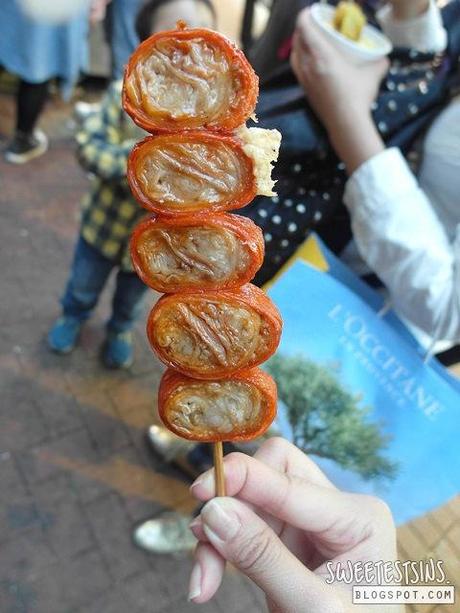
[105,0,144,79]
[61,236,148,333]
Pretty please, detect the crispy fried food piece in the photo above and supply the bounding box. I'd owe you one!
[131,214,264,293]
[147,284,282,379]
[333,1,366,42]
[127,132,257,214]
[159,368,277,442]
[123,22,258,133]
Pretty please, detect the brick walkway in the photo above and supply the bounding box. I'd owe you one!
[0,92,266,613]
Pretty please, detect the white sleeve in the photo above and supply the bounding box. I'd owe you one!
[376,0,447,53]
[343,147,460,341]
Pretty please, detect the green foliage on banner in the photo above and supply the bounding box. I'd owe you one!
[266,354,398,481]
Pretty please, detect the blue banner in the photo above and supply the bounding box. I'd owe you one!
[267,248,460,525]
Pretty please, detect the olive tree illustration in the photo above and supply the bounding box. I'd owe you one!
[266,354,398,481]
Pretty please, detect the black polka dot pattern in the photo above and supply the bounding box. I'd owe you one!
[241,3,460,287]
[238,150,347,286]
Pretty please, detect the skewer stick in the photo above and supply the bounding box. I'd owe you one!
[213,442,226,497]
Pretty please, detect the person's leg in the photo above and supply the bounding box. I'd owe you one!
[108,268,149,333]
[109,0,143,80]
[5,79,50,164]
[62,237,114,320]
[102,267,149,367]
[16,78,50,134]
[48,236,113,353]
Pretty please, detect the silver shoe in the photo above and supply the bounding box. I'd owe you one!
[74,100,101,121]
[147,424,196,462]
[134,512,196,554]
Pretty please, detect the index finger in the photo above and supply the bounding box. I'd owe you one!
[191,450,365,538]
[254,437,335,488]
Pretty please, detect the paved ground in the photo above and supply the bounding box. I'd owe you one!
[0,90,267,613]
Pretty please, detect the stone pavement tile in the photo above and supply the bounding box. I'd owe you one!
[0,314,53,351]
[1,368,42,406]
[0,396,48,453]
[29,473,95,559]
[129,326,161,378]
[0,454,40,542]
[429,502,458,533]
[448,522,460,556]
[0,525,57,577]
[150,554,251,613]
[115,446,165,523]
[68,463,116,506]
[122,569,171,612]
[19,549,112,613]
[410,514,443,552]
[0,530,61,611]
[85,492,152,581]
[15,427,96,487]
[0,497,52,543]
[73,586,132,613]
[397,524,431,563]
[0,281,37,324]
[0,452,29,501]
[430,540,459,589]
[63,354,135,398]
[214,570,266,613]
[33,390,84,438]
[149,553,194,605]
[77,389,131,457]
[444,497,460,520]
[157,597,221,613]
[107,370,161,418]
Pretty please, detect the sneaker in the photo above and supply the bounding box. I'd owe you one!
[102,330,133,369]
[74,100,101,122]
[47,316,82,354]
[5,129,48,164]
[147,424,196,462]
[134,512,196,554]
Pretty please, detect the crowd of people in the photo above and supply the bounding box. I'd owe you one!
[2,0,460,610]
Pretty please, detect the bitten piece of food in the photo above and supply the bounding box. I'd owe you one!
[159,368,277,442]
[333,1,366,41]
[123,22,258,132]
[147,284,282,379]
[131,214,264,293]
[128,132,257,214]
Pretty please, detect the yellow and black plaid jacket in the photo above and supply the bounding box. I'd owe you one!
[76,81,146,271]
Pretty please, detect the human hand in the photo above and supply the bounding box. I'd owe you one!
[291,8,388,134]
[290,8,387,173]
[188,437,401,612]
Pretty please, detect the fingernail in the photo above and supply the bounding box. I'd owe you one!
[201,498,240,543]
[189,517,202,537]
[190,470,214,493]
[188,561,202,601]
[189,517,201,530]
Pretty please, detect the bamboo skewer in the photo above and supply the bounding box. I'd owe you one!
[213,441,226,497]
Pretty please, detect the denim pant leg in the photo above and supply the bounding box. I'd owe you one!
[108,0,143,79]
[107,268,149,333]
[61,237,114,322]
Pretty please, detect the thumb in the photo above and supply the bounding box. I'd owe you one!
[200,497,340,612]
[376,56,390,80]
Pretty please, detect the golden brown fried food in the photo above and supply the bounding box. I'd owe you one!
[333,1,366,41]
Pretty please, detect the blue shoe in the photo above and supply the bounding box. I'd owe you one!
[47,316,82,354]
[103,331,134,369]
